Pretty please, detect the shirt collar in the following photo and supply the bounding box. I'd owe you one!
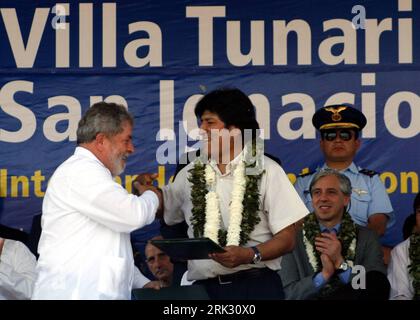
[322,162,358,174]
[207,148,244,176]
[75,146,98,159]
[319,223,341,234]
[74,146,110,173]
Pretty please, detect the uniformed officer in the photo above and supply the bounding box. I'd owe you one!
[294,104,394,241]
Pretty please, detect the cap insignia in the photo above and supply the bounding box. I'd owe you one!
[325,106,347,122]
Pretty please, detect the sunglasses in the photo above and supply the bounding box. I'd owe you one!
[321,129,354,141]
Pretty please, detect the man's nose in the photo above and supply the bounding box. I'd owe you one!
[127,141,135,153]
[155,259,165,270]
[318,192,329,201]
[200,122,208,131]
[333,132,344,142]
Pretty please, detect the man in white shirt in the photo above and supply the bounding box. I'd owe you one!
[137,88,309,299]
[0,237,37,300]
[388,192,420,300]
[32,102,162,300]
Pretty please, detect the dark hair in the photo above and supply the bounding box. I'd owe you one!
[77,102,133,144]
[194,88,260,141]
[413,192,420,212]
[403,214,416,240]
[309,168,352,197]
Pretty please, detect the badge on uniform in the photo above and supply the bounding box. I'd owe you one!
[353,188,368,196]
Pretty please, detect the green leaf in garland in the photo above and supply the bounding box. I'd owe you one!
[188,141,264,247]
[409,232,420,300]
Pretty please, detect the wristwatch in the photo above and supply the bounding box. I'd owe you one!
[337,260,349,273]
[251,246,262,264]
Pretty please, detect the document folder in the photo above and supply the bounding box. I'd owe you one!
[150,237,225,260]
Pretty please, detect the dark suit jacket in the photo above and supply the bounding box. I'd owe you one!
[278,225,386,300]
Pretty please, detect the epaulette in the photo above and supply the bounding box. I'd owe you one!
[298,170,315,178]
[359,168,379,177]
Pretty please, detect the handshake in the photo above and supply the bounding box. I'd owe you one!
[133,173,163,219]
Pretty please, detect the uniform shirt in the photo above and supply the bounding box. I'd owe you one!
[0,239,37,300]
[163,152,309,281]
[32,147,159,300]
[294,162,394,230]
[388,238,414,300]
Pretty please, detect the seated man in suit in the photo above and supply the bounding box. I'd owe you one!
[279,169,390,300]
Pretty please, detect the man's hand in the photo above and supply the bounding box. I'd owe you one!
[209,246,254,268]
[320,253,335,280]
[133,173,163,219]
[132,173,158,196]
[314,232,344,269]
[134,173,158,188]
[143,280,162,290]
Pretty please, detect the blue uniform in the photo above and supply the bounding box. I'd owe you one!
[294,162,394,231]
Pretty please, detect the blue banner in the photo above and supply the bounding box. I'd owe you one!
[0,0,419,247]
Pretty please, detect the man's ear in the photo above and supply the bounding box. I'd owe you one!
[355,138,361,151]
[343,195,351,207]
[320,138,325,151]
[95,133,106,150]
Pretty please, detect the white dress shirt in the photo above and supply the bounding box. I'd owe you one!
[388,238,414,300]
[163,152,309,281]
[32,147,159,300]
[0,239,37,300]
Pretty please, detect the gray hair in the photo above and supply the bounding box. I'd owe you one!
[77,102,134,144]
[309,168,352,196]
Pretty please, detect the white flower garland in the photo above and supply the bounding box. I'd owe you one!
[303,229,319,271]
[203,160,247,246]
[303,231,357,272]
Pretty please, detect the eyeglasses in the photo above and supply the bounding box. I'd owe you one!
[321,129,353,141]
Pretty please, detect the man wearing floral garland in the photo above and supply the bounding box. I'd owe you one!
[294,105,394,247]
[279,169,390,300]
[388,192,420,300]
[139,88,309,299]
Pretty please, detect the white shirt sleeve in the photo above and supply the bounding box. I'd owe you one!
[162,166,189,226]
[180,271,194,286]
[388,239,413,300]
[0,240,37,300]
[47,156,159,233]
[263,161,309,234]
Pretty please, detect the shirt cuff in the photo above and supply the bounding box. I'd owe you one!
[338,268,352,284]
[143,190,159,206]
[312,272,327,290]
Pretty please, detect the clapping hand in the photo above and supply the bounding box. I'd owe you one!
[133,173,163,218]
[315,232,344,271]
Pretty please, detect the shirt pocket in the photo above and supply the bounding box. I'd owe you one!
[97,256,132,300]
[350,192,372,225]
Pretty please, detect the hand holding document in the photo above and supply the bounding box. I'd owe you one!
[150,237,225,260]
